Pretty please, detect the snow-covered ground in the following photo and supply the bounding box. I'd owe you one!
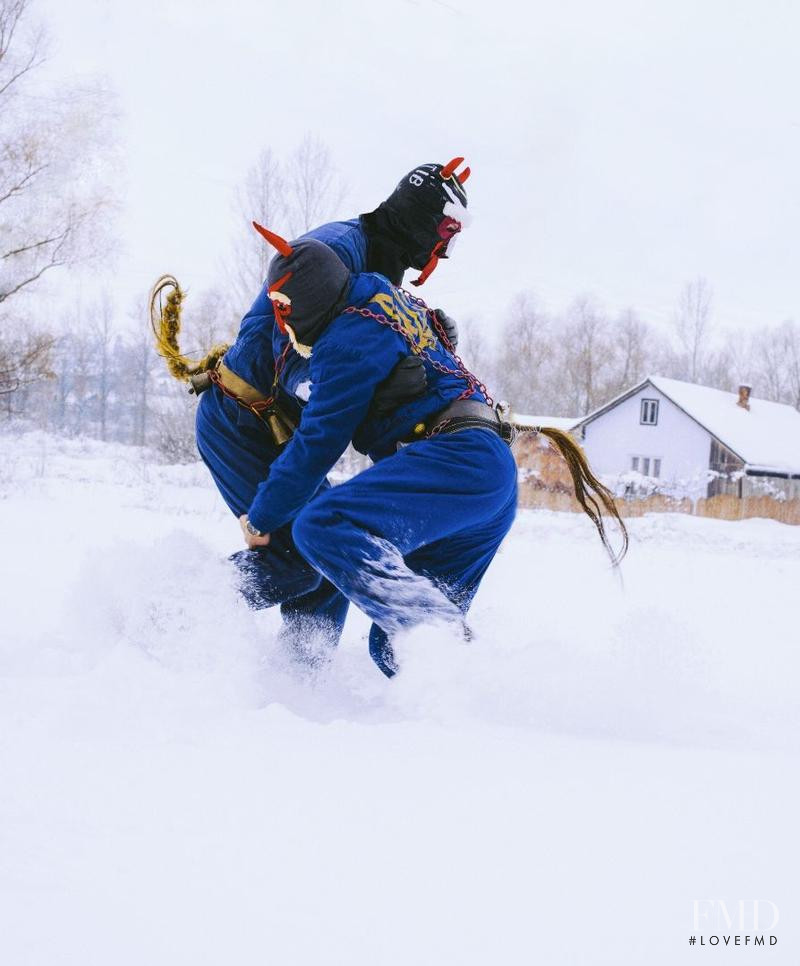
[1,431,798,965]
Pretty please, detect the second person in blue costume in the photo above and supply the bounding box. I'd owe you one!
[195,158,473,659]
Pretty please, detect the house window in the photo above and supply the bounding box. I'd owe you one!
[640,398,659,425]
[709,439,741,473]
[631,455,662,477]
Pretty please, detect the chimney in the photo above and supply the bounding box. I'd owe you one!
[737,383,752,411]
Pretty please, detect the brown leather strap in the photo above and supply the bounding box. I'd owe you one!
[209,358,298,446]
[215,361,272,407]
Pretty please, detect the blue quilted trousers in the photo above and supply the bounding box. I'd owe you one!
[292,429,518,676]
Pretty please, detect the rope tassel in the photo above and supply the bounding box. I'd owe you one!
[148,274,229,382]
[535,427,629,566]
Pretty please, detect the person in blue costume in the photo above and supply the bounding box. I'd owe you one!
[238,229,519,677]
[195,159,472,659]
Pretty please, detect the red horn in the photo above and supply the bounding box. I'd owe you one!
[457,166,471,184]
[252,221,293,257]
[440,156,464,179]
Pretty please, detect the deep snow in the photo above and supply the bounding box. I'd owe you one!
[1,432,798,964]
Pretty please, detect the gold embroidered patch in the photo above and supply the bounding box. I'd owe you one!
[368,290,436,354]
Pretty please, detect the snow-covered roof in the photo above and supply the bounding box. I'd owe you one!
[512,413,579,432]
[578,375,800,476]
[649,376,800,475]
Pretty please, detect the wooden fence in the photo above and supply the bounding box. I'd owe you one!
[518,483,800,525]
[514,435,800,525]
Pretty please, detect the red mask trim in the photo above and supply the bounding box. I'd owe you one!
[410,241,445,287]
[437,215,462,241]
[268,270,293,334]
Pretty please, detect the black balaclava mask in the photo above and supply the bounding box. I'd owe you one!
[360,157,470,286]
[263,234,351,355]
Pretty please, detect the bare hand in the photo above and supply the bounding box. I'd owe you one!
[239,514,271,549]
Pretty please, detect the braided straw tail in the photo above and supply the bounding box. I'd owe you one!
[537,427,629,566]
[148,274,229,382]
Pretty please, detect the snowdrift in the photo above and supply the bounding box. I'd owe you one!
[1,433,798,964]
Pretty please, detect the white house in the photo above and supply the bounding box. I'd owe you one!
[571,375,800,499]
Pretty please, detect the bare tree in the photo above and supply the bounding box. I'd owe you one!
[50,332,70,429]
[226,137,346,314]
[494,292,553,413]
[228,149,287,311]
[193,287,238,350]
[90,293,115,440]
[67,317,92,436]
[559,296,611,415]
[784,322,800,411]
[745,320,800,409]
[129,328,153,447]
[0,0,117,313]
[0,327,53,414]
[287,134,346,237]
[752,325,785,402]
[674,277,713,382]
[609,308,652,393]
[455,315,491,379]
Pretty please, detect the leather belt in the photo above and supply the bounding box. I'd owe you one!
[209,358,298,446]
[401,399,515,446]
[215,360,272,406]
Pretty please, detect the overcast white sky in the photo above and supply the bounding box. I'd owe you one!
[36,0,800,336]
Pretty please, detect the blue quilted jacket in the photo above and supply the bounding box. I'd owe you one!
[246,273,487,535]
